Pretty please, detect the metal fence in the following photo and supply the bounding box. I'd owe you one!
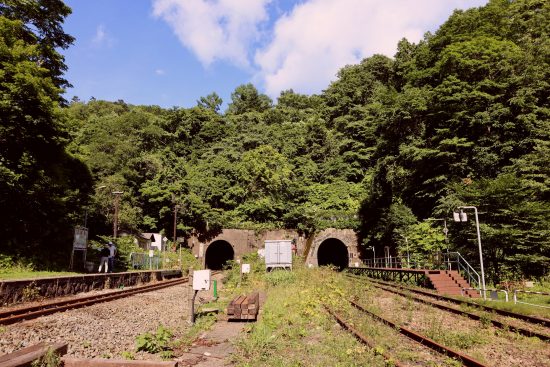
[130,252,161,270]
[363,251,481,290]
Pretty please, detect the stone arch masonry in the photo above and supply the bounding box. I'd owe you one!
[187,228,362,268]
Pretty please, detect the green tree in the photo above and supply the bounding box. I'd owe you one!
[227,83,272,115]
[197,92,223,113]
[0,1,92,263]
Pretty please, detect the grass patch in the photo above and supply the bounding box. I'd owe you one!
[472,297,550,319]
[231,263,386,366]
[0,254,78,280]
[172,313,218,351]
[0,270,79,280]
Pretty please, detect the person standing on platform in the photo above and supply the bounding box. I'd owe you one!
[107,241,117,273]
[98,244,110,273]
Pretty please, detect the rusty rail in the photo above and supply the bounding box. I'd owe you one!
[324,305,406,367]
[348,299,488,367]
[0,277,186,325]
[347,273,550,328]
[346,274,550,342]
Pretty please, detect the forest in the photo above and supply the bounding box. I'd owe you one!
[0,0,548,283]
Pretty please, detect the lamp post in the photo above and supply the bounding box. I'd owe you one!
[366,246,375,267]
[112,191,124,238]
[173,204,180,244]
[454,206,486,299]
[173,204,181,269]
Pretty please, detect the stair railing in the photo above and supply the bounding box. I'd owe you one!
[442,252,481,290]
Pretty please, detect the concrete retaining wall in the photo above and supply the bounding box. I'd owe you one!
[187,228,363,267]
[0,270,178,306]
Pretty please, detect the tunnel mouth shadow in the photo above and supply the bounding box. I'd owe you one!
[205,240,234,270]
[317,238,349,271]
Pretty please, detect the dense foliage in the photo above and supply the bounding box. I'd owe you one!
[1,0,548,281]
[0,0,92,264]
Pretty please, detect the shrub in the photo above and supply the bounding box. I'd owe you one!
[136,325,173,354]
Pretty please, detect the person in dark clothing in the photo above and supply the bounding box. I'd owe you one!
[107,241,117,273]
[98,245,110,272]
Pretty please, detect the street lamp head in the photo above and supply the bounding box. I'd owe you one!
[453,210,467,222]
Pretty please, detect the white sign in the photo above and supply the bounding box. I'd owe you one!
[72,227,88,250]
[193,270,211,291]
[149,250,154,258]
[242,264,251,274]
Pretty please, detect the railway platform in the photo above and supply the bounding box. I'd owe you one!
[0,269,183,305]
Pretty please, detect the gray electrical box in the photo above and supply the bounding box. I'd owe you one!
[193,269,211,291]
[264,240,292,271]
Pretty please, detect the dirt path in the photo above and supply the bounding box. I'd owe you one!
[176,291,266,366]
[176,321,246,366]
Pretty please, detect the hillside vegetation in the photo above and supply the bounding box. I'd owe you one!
[0,0,548,283]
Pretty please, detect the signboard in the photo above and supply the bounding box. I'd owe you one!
[73,227,88,250]
[149,250,154,258]
[193,270,211,291]
[242,264,251,274]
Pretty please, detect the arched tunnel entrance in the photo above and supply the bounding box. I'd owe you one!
[317,238,349,271]
[205,240,234,270]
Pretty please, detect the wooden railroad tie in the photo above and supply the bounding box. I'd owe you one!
[227,292,259,320]
[0,342,67,367]
[61,358,177,366]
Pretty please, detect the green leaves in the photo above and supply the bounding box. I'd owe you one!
[136,325,173,354]
[0,9,92,262]
[9,0,542,285]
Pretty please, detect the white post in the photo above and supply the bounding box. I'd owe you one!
[457,206,486,300]
[472,207,486,299]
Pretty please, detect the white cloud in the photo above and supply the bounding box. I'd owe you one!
[155,69,166,75]
[92,24,114,47]
[152,0,272,67]
[153,0,487,97]
[255,0,488,97]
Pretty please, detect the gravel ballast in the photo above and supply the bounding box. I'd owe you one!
[0,282,198,360]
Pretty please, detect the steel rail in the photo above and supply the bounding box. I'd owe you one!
[347,271,550,328]
[323,305,406,367]
[345,274,550,342]
[348,298,488,367]
[0,271,220,325]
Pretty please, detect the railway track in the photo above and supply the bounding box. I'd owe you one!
[0,271,219,325]
[324,306,407,367]
[353,272,550,327]
[325,299,488,367]
[346,274,550,342]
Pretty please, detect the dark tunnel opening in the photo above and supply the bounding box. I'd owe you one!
[317,238,349,271]
[205,240,234,270]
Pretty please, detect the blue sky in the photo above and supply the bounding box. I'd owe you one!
[62,0,487,109]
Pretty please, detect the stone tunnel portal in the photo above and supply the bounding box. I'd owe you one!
[317,238,349,271]
[205,240,234,270]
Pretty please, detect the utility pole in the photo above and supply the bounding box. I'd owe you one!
[112,191,124,238]
[173,204,180,244]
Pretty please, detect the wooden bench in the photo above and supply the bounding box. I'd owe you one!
[227,292,259,320]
